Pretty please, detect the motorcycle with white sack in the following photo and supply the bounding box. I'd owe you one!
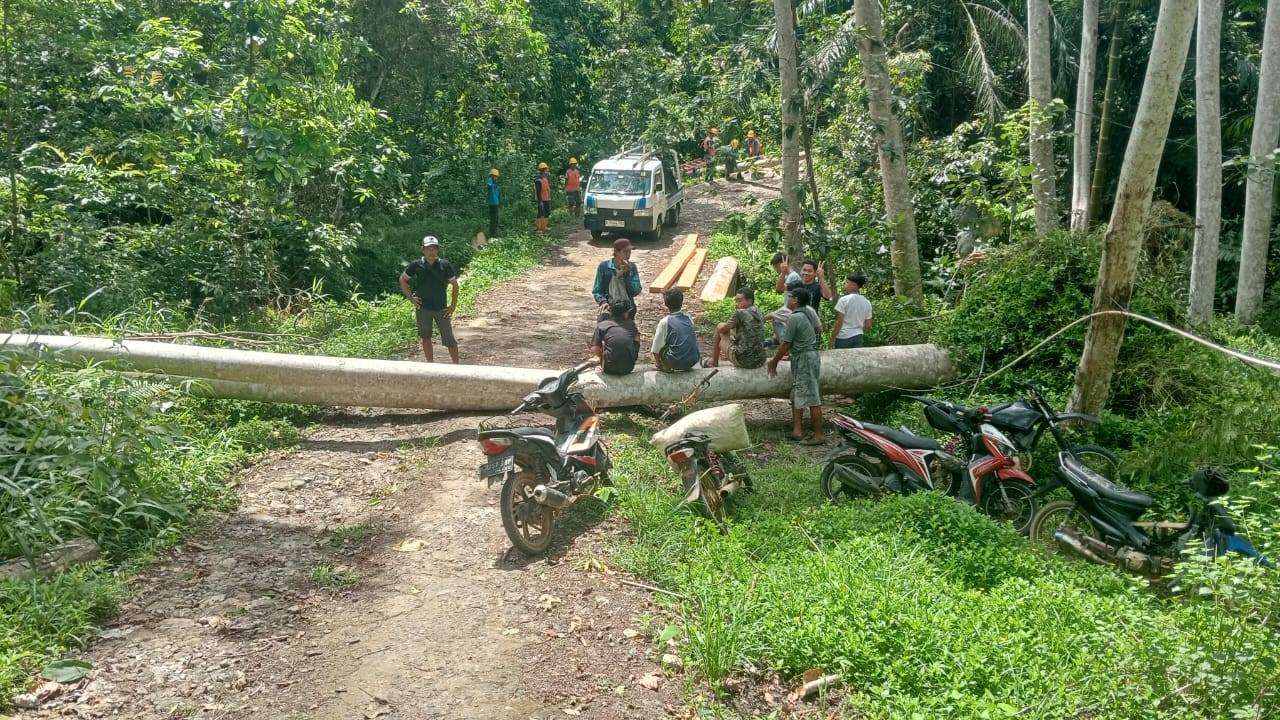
[651,370,752,533]
[476,358,609,555]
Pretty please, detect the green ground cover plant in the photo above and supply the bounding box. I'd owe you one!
[606,434,1280,719]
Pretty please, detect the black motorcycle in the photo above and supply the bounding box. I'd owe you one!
[1029,455,1269,575]
[477,359,609,555]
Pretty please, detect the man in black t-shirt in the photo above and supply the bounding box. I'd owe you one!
[590,298,640,375]
[399,235,460,363]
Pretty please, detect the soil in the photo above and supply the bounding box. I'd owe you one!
[12,170,835,720]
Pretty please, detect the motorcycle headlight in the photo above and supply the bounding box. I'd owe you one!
[633,208,652,217]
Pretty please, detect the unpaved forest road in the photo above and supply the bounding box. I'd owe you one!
[15,172,783,720]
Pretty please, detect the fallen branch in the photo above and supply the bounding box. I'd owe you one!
[618,578,687,599]
[0,537,101,581]
[800,673,841,697]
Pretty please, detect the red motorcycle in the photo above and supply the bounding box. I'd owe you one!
[821,406,1040,533]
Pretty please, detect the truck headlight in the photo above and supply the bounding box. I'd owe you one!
[584,206,597,215]
[633,209,652,217]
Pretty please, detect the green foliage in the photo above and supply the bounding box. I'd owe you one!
[607,436,1280,718]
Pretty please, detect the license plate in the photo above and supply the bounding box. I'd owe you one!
[478,454,513,482]
[604,220,625,227]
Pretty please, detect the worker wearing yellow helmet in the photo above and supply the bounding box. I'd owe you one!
[565,157,583,217]
[485,167,501,239]
[534,162,552,234]
[745,130,762,158]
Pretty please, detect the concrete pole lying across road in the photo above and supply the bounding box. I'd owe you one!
[1,334,956,411]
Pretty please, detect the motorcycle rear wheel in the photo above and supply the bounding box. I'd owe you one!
[681,458,728,533]
[820,453,887,504]
[1029,499,1100,550]
[979,480,1039,535]
[500,470,556,555]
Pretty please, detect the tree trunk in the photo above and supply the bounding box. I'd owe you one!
[854,0,924,304]
[2,0,18,278]
[1088,0,1128,225]
[1027,0,1058,236]
[1,335,958,410]
[1070,0,1100,230]
[1234,0,1280,324]
[1188,0,1223,327]
[1069,0,1196,416]
[774,0,804,262]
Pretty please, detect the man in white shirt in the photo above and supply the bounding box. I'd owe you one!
[829,272,872,349]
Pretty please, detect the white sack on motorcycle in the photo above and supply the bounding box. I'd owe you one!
[652,404,750,453]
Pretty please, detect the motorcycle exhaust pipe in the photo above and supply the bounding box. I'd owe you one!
[533,484,571,509]
[1054,528,1109,566]
[719,480,741,497]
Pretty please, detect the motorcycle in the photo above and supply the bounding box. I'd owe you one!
[476,359,609,555]
[822,405,1040,533]
[1028,455,1270,574]
[658,370,751,533]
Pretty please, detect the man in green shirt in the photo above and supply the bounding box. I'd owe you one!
[767,289,824,445]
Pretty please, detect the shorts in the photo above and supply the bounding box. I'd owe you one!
[790,350,822,409]
[537,201,551,218]
[566,191,581,207]
[833,335,865,349]
[415,307,457,347]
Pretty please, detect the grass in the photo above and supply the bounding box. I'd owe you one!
[605,432,1280,719]
[307,563,359,591]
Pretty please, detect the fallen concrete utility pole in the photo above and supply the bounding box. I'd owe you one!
[1,334,955,411]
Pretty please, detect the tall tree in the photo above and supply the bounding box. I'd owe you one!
[1234,0,1280,324]
[1069,0,1197,416]
[1070,0,1100,230]
[1027,0,1057,235]
[854,0,923,304]
[1188,0,1223,327]
[1088,0,1127,225]
[775,0,804,261]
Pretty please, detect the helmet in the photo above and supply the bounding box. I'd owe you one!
[569,157,577,164]
[537,162,548,170]
[731,139,740,149]
[489,168,500,177]
[747,130,756,138]
[711,128,720,135]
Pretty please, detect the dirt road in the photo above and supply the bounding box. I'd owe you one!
[15,173,781,720]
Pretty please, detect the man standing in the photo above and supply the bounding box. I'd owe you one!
[486,168,501,239]
[829,272,873,349]
[592,239,641,320]
[707,287,766,368]
[533,162,552,234]
[564,158,583,217]
[652,288,701,371]
[702,127,720,181]
[768,289,824,445]
[771,252,801,292]
[795,258,833,318]
[399,236,460,363]
[590,298,640,375]
[745,130,762,159]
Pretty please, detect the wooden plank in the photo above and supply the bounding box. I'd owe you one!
[648,235,698,293]
[699,256,739,302]
[674,248,708,291]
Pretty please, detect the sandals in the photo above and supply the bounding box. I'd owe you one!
[785,433,805,442]
[799,435,825,446]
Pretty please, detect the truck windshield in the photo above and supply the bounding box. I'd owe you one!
[588,170,650,195]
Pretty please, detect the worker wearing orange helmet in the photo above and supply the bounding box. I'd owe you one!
[701,127,720,181]
[485,167,501,239]
[533,161,552,234]
[564,158,583,217]
[745,129,762,158]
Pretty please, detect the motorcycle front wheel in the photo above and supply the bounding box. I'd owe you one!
[500,470,556,555]
[1029,499,1100,550]
[820,452,887,504]
[680,458,728,533]
[979,480,1039,534]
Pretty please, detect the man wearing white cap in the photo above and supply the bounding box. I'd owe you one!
[399,236,460,363]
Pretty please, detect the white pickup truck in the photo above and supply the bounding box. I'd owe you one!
[583,147,685,242]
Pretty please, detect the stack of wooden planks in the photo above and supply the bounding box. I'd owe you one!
[648,233,738,301]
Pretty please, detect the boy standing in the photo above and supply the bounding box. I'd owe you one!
[767,289,824,445]
[830,272,873,349]
[399,236,460,363]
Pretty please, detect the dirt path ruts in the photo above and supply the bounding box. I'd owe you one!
[14,172,781,720]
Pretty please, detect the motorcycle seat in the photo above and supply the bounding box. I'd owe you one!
[1062,454,1152,508]
[510,427,555,438]
[862,423,942,451]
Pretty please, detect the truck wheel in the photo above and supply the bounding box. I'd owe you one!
[666,204,681,227]
[590,229,602,241]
